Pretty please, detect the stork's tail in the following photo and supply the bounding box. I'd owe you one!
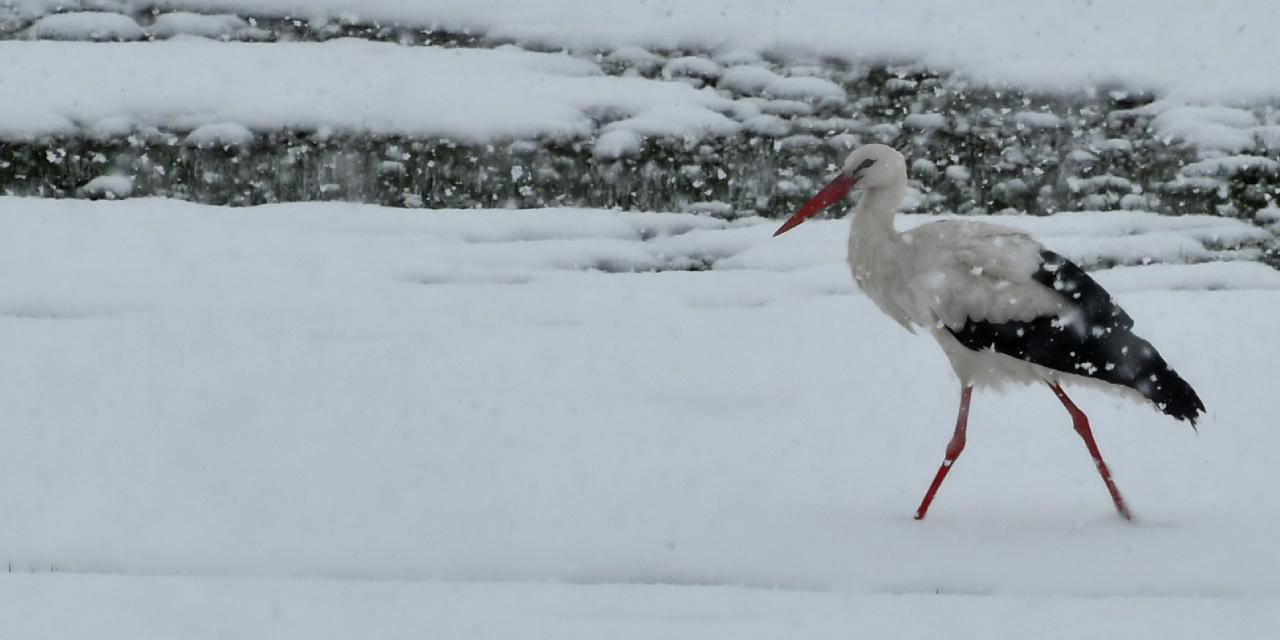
[1139,359,1205,426]
[1103,328,1205,426]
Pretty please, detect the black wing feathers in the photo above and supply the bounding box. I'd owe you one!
[948,251,1205,425]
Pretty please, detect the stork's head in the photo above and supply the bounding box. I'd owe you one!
[773,143,906,236]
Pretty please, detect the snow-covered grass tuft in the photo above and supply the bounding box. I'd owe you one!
[1181,155,1280,178]
[75,175,133,199]
[592,128,643,159]
[24,11,143,41]
[185,122,255,148]
[147,12,261,40]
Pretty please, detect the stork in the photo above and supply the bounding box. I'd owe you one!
[773,144,1204,521]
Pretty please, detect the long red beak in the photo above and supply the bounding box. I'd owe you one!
[772,174,856,237]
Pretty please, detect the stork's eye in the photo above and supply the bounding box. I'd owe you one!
[856,158,875,172]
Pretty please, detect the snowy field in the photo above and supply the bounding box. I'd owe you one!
[2,197,1279,636]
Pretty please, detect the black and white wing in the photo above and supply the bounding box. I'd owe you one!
[947,249,1205,425]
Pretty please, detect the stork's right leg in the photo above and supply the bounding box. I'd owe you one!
[914,385,973,520]
[1049,383,1134,521]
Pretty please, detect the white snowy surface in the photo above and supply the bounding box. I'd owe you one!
[8,1,1280,100]
[3,574,1278,640]
[0,39,736,142]
[0,198,1277,634]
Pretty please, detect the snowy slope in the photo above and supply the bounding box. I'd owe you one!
[2,199,1279,619]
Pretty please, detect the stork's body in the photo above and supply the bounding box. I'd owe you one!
[774,144,1204,521]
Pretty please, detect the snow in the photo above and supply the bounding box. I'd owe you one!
[23,11,144,41]
[85,115,136,140]
[147,12,260,40]
[1,197,1278,631]
[762,75,846,101]
[1013,111,1062,130]
[592,128,644,160]
[661,55,722,80]
[604,104,740,141]
[7,574,1280,640]
[75,174,133,199]
[0,40,736,143]
[742,114,789,136]
[1093,261,1280,292]
[713,49,763,67]
[184,121,254,148]
[1094,138,1134,154]
[1256,206,1280,224]
[1148,105,1260,153]
[904,113,947,130]
[605,45,663,73]
[747,98,813,117]
[1255,125,1280,150]
[4,574,1279,639]
[1181,155,1280,177]
[945,165,971,182]
[716,65,783,96]
[7,0,1278,101]
[4,0,1280,630]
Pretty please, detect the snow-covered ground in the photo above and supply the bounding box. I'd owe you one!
[4,575,1277,639]
[2,198,1279,635]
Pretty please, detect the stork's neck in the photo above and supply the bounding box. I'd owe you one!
[849,183,905,245]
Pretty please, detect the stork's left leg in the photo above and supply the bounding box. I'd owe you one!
[914,385,973,520]
[1049,383,1134,521]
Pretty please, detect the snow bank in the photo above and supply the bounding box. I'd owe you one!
[1147,104,1261,153]
[1181,155,1280,178]
[1094,261,1280,292]
[0,40,737,143]
[10,0,1280,100]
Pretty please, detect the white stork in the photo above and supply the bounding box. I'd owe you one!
[773,143,1204,521]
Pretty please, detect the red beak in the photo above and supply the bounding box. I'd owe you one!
[772,173,857,237]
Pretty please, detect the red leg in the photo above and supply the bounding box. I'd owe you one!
[1049,383,1134,521]
[914,385,973,520]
